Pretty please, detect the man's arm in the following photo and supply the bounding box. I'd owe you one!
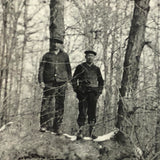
[65,54,72,82]
[72,65,82,92]
[97,67,104,94]
[38,55,45,88]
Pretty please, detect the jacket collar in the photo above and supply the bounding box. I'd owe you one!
[50,49,62,55]
[85,62,94,67]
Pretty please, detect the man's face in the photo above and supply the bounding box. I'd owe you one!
[52,42,62,51]
[85,53,95,64]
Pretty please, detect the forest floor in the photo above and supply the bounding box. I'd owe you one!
[0,120,139,160]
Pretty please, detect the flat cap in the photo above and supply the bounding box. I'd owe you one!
[84,50,97,56]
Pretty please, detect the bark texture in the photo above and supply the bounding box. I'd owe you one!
[50,0,64,50]
[116,0,150,133]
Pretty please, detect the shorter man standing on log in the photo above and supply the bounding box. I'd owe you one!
[72,50,104,139]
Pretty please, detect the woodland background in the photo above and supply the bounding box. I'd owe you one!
[0,0,160,160]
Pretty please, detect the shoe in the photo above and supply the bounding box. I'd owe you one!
[91,134,97,139]
[55,130,63,136]
[39,127,47,132]
[76,130,83,140]
[77,133,83,140]
[50,131,56,135]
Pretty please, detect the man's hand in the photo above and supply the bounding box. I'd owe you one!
[40,82,45,88]
[96,89,102,99]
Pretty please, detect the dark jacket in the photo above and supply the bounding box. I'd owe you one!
[72,62,104,94]
[38,50,72,83]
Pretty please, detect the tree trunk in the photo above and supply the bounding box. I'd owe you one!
[50,0,64,50]
[116,0,150,138]
[17,0,29,115]
[154,4,160,159]
[0,1,9,126]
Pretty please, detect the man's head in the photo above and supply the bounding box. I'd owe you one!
[51,38,63,51]
[84,50,96,64]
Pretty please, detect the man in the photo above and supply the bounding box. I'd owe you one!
[38,37,72,135]
[72,50,104,139]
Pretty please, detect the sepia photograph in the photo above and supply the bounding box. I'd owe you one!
[0,0,159,159]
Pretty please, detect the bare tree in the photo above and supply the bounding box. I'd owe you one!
[0,1,25,125]
[50,0,64,48]
[116,0,151,142]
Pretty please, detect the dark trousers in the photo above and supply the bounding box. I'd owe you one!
[77,90,98,127]
[40,82,66,132]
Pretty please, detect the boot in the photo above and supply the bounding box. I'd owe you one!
[76,126,84,140]
[55,129,63,136]
[89,124,97,139]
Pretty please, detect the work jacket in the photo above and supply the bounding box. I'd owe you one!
[38,50,72,83]
[72,62,104,94]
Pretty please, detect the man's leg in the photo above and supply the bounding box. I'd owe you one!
[53,83,66,134]
[76,93,87,139]
[87,92,97,138]
[40,85,54,131]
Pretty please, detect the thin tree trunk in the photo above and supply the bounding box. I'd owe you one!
[0,1,8,103]
[154,4,160,159]
[17,0,29,115]
[0,1,9,126]
[102,0,110,134]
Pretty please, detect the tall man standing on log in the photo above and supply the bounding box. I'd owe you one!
[38,37,72,135]
[72,50,104,139]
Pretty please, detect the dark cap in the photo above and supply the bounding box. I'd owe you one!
[52,38,63,44]
[84,50,97,56]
